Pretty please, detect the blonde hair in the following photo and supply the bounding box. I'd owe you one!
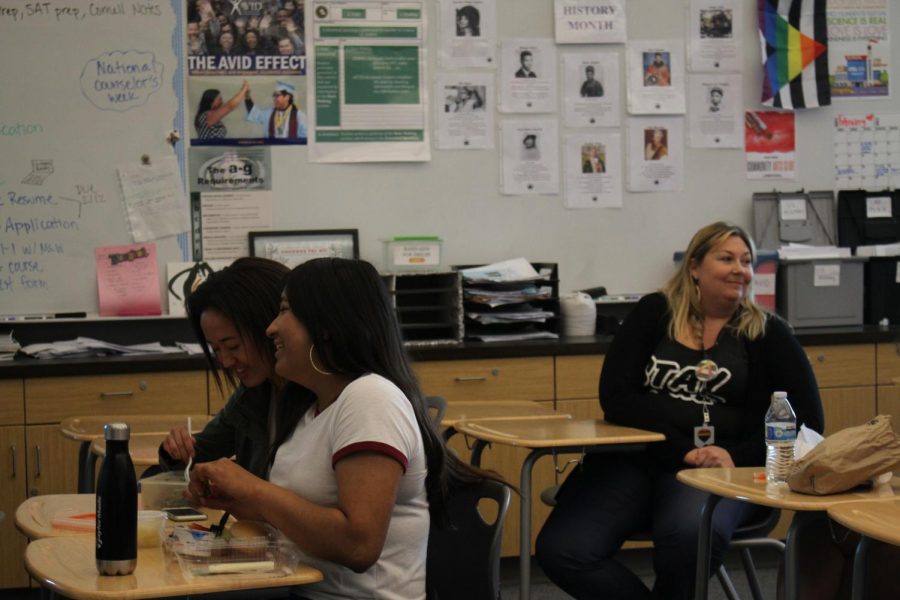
[661,221,768,342]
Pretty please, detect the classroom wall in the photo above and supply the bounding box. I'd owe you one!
[2,0,898,317]
[269,0,899,296]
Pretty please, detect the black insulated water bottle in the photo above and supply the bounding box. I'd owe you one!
[96,422,137,575]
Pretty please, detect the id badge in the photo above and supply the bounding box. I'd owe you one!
[694,425,715,447]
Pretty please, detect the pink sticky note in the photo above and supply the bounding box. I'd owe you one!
[95,243,162,316]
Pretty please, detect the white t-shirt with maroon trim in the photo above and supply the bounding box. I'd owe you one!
[268,373,428,600]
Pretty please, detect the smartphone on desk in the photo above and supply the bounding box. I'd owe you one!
[164,507,207,522]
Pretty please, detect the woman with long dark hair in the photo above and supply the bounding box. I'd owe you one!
[159,257,306,478]
[188,258,501,599]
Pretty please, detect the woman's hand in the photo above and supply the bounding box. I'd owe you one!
[186,458,268,521]
[683,445,735,468]
[162,426,195,463]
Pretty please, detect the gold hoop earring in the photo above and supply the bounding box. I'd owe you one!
[309,344,333,376]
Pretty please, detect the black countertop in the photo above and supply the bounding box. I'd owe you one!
[1,318,898,379]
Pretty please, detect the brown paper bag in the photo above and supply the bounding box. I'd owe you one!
[787,415,900,495]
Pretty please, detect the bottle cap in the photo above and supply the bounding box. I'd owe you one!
[104,422,131,441]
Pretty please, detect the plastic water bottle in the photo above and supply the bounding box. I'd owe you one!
[96,423,137,575]
[765,391,797,483]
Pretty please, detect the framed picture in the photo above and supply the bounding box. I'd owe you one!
[248,229,359,268]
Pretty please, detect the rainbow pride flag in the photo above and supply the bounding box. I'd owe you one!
[758,0,830,109]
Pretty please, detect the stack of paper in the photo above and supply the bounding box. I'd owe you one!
[777,245,852,260]
[855,243,900,257]
[460,258,545,283]
[0,331,20,361]
[466,310,556,324]
[469,331,559,343]
[464,285,553,307]
[20,337,182,359]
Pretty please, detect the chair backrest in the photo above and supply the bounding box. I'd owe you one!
[426,478,511,600]
[425,395,448,428]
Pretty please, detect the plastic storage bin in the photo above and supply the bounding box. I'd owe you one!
[864,256,900,325]
[776,257,866,327]
[837,189,900,250]
[169,523,299,580]
[753,191,837,250]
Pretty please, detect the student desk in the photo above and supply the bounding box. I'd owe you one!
[827,498,900,600]
[90,432,173,472]
[677,467,900,600]
[61,414,211,493]
[25,536,323,600]
[15,494,223,541]
[454,417,665,600]
[440,400,570,441]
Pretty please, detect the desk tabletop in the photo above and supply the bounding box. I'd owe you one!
[25,536,323,600]
[441,400,569,427]
[61,415,212,442]
[90,432,168,466]
[453,417,665,448]
[827,499,900,547]
[15,494,225,540]
[677,468,900,511]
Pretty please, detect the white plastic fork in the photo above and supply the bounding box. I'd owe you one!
[184,416,193,483]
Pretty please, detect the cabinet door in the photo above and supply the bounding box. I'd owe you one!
[25,371,207,424]
[0,379,24,426]
[555,355,604,402]
[820,386,877,436]
[26,424,80,497]
[804,344,875,388]
[415,357,554,403]
[877,342,900,386]
[877,385,900,434]
[0,426,28,589]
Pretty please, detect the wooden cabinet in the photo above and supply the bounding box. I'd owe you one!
[555,355,604,404]
[0,384,28,588]
[415,357,554,403]
[804,344,875,388]
[876,342,900,434]
[25,372,207,424]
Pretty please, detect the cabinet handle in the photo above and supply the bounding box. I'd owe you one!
[34,445,41,478]
[454,376,487,383]
[100,391,134,399]
[9,444,15,478]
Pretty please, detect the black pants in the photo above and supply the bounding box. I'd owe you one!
[535,452,755,600]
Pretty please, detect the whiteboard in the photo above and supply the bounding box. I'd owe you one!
[2,0,898,318]
[0,0,187,317]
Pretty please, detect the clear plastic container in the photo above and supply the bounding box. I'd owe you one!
[139,470,189,510]
[170,523,299,580]
[137,510,167,548]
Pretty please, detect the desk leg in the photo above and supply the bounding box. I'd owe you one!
[694,493,721,600]
[851,534,871,600]
[78,441,96,494]
[518,448,552,600]
[783,510,821,600]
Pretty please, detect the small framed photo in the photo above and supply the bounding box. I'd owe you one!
[248,229,359,268]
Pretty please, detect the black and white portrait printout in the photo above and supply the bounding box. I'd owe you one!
[439,0,497,68]
[688,74,742,148]
[564,133,622,208]
[688,0,740,72]
[500,38,558,113]
[627,40,686,114]
[554,0,627,44]
[501,119,560,195]
[627,116,684,192]
[435,73,494,149]
[563,52,620,128]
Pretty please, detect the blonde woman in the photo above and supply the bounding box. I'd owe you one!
[536,222,823,600]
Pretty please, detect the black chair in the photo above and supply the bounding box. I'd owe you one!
[539,485,783,600]
[426,478,511,600]
[425,395,448,428]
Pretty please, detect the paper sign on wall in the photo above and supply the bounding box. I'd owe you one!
[96,243,162,316]
[554,0,626,44]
